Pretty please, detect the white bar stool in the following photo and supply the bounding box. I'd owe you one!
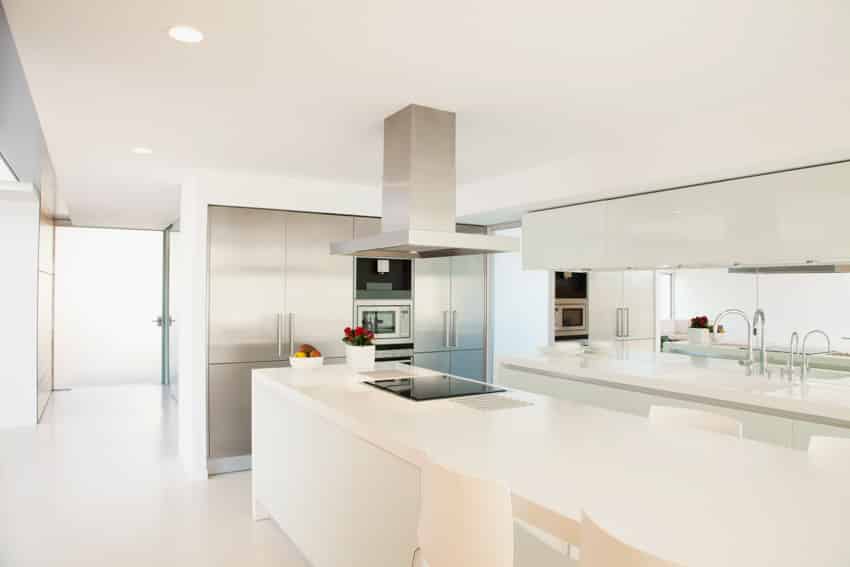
[415,460,576,566]
[580,511,680,566]
[649,405,743,438]
[808,435,850,466]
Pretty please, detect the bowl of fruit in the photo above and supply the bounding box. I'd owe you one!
[290,344,323,369]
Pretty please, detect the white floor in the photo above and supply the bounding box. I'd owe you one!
[0,385,309,566]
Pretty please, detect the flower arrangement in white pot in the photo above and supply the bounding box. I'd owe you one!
[688,316,712,346]
[342,325,376,371]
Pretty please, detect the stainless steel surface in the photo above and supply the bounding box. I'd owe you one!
[355,299,412,344]
[729,264,850,274]
[624,307,630,337]
[284,212,354,359]
[208,361,289,459]
[449,253,486,350]
[442,310,450,347]
[450,310,458,347]
[752,308,768,376]
[288,312,294,356]
[414,256,452,351]
[714,309,754,375]
[413,351,451,374]
[330,105,519,258]
[615,307,623,338]
[276,313,282,358]
[450,349,485,381]
[802,329,832,381]
[782,331,800,381]
[208,206,286,364]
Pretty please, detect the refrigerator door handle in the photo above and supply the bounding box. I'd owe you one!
[442,310,450,348]
[625,307,630,338]
[615,308,621,337]
[288,313,295,356]
[276,313,283,358]
[451,310,458,348]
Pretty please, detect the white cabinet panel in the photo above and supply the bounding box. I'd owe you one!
[623,270,655,340]
[589,271,622,342]
[522,202,606,270]
[522,162,850,271]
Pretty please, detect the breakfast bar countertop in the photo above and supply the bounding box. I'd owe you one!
[254,363,850,567]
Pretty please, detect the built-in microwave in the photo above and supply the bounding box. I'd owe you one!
[355,300,412,345]
[554,299,588,337]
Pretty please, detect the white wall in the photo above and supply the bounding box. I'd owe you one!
[177,168,380,478]
[672,268,848,350]
[0,182,39,428]
[54,227,163,388]
[488,227,550,378]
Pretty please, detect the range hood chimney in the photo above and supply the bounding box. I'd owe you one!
[330,104,519,258]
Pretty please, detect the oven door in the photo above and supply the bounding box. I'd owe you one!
[559,304,587,332]
[356,304,411,341]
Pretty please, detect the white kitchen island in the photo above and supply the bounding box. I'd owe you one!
[253,363,850,567]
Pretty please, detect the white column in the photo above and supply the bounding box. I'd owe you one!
[0,182,39,428]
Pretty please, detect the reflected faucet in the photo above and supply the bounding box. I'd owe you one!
[801,330,831,381]
[752,309,767,376]
[714,309,753,375]
[781,332,800,382]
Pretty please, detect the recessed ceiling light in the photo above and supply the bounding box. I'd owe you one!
[132,147,153,155]
[168,25,204,44]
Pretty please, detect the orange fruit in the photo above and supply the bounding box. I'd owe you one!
[310,350,321,358]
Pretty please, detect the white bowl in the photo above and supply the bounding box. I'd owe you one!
[289,355,324,369]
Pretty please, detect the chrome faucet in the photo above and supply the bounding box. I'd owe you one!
[752,308,767,376]
[801,330,831,381]
[714,309,753,374]
[781,332,799,382]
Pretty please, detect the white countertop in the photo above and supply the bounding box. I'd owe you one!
[500,351,850,426]
[254,363,850,566]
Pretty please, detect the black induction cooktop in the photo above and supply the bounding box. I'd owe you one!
[362,374,506,401]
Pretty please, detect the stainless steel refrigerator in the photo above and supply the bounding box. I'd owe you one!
[413,225,488,380]
[207,206,355,473]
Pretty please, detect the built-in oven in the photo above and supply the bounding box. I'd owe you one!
[355,300,412,345]
[554,299,588,338]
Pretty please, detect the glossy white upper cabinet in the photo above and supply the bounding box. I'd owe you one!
[522,201,606,270]
[522,161,850,270]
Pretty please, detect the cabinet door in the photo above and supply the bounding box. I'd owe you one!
[522,202,607,270]
[588,271,623,342]
[413,351,451,374]
[450,349,485,381]
[414,257,452,351]
[208,206,286,364]
[208,361,288,459]
[285,213,354,359]
[623,270,655,340]
[450,255,486,350]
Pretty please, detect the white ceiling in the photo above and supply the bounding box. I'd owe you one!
[5,0,850,228]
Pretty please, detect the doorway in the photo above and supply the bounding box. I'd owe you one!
[54,227,164,388]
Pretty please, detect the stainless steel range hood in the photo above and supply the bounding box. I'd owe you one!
[331,104,519,259]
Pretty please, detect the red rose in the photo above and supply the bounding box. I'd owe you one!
[355,327,364,337]
[344,326,352,336]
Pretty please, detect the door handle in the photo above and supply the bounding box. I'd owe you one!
[615,308,621,337]
[288,313,295,356]
[442,310,450,348]
[625,307,630,337]
[451,310,458,348]
[276,313,283,358]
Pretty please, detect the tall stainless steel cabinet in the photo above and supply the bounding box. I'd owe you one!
[413,225,487,380]
[207,206,354,471]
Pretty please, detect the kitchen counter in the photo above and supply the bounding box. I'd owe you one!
[499,350,850,427]
[253,363,850,566]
